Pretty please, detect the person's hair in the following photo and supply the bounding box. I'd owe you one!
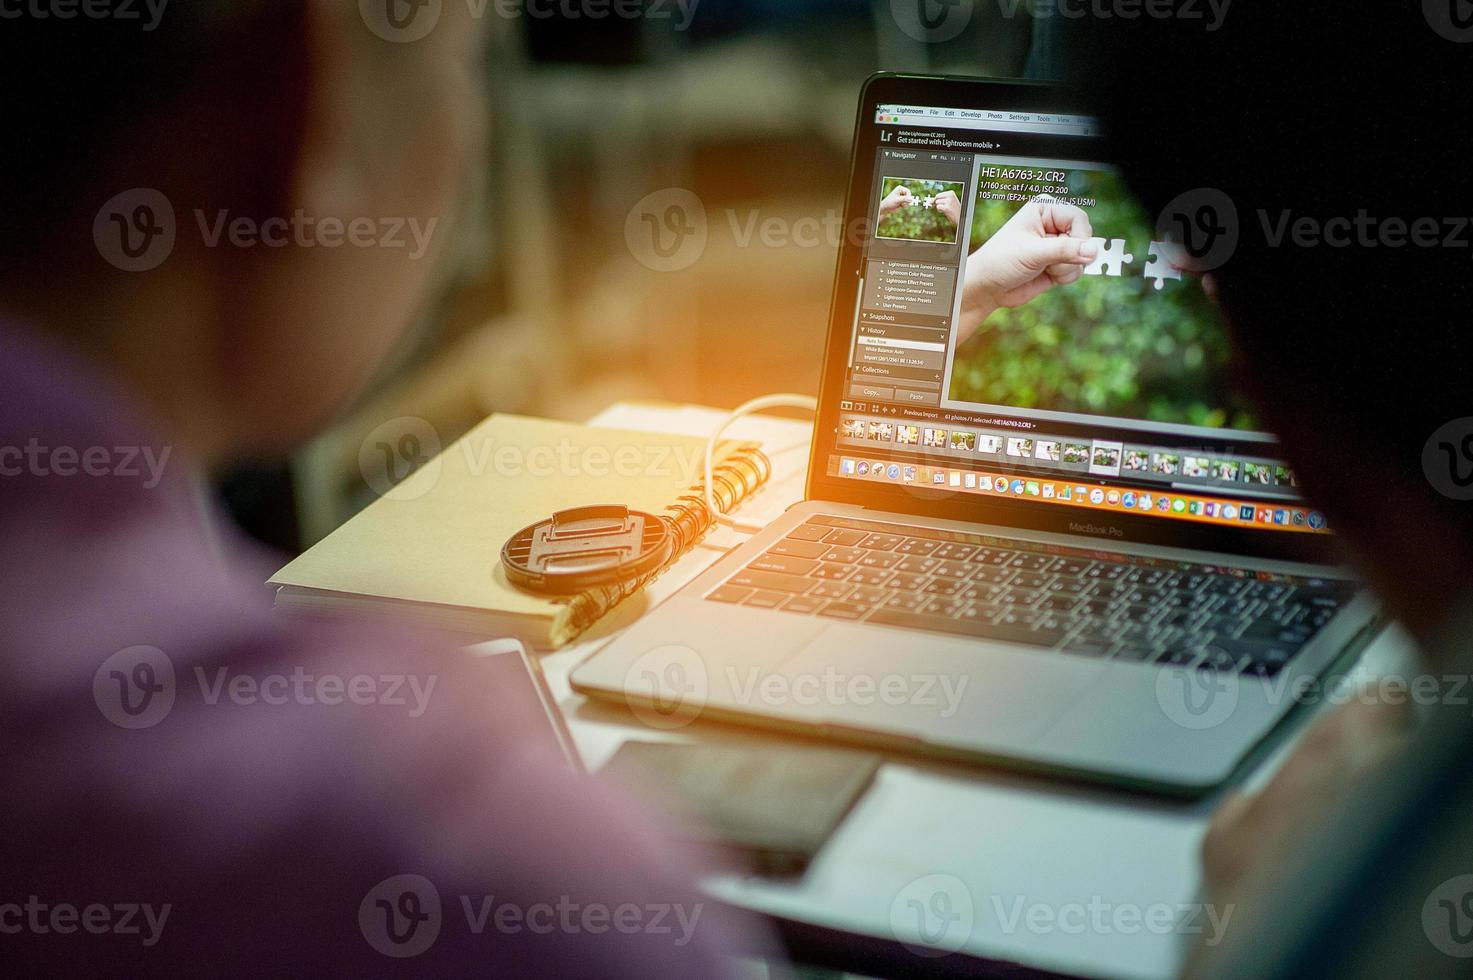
[1067,4,1473,537]
[0,1,305,277]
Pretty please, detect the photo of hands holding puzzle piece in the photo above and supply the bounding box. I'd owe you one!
[1082,237,1190,289]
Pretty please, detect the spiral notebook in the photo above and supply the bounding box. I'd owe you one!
[269,414,772,648]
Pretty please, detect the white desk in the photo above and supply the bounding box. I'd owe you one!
[480,405,1418,980]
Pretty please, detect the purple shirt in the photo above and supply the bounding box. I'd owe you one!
[0,323,768,975]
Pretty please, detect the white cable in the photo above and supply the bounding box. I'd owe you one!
[704,394,819,529]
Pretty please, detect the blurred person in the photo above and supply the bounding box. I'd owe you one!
[0,3,769,974]
[1070,4,1473,977]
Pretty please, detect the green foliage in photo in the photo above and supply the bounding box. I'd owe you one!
[949,169,1256,431]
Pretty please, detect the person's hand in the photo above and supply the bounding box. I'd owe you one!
[934,189,962,227]
[955,196,1097,346]
[1201,694,1414,899]
[1183,694,1415,975]
[879,184,914,216]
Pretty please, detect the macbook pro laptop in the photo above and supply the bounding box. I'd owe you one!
[572,73,1379,795]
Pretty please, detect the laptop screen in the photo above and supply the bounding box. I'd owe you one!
[819,80,1327,544]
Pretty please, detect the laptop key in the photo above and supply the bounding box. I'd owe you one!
[810,563,855,581]
[920,597,970,618]
[932,543,977,561]
[744,590,789,609]
[822,546,868,564]
[1111,642,1156,662]
[848,585,893,605]
[822,528,870,546]
[707,586,753,604]
[818,602,868,620]
[888,572,932,592]
[780,595,827,615]
[749,554,819,576]
[809,580,856,600]
[1156,648,1203,667]
[727,570,814,594]
[767,539,831,559]
[859,533,905,551]
[786,524,832,542]
[856,551,902,569]
[868,609,1066,648]
[1196,648,1245,672]
[848,568,894,587]
[1058,637,1114,658]
[896,556,942,574]
[895,538,940,556]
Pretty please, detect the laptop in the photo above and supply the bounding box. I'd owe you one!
[571,73,1380,795]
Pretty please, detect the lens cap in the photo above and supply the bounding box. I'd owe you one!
[502,505,673,595]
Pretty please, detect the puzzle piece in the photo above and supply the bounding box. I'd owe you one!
[1082,237,1134,277]
[920,195,935,209]
[1144,241,1185,291]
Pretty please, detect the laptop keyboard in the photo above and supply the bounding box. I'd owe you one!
[705,515,1357,678]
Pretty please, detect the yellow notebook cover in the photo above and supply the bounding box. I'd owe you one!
[269,414,765,647]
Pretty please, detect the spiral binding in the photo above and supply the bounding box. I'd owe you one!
[549,443,772,647]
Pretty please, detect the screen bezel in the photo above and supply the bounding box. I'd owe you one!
[806,72,1340,566]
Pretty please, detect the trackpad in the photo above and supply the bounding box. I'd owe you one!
[772,625,1105,748]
